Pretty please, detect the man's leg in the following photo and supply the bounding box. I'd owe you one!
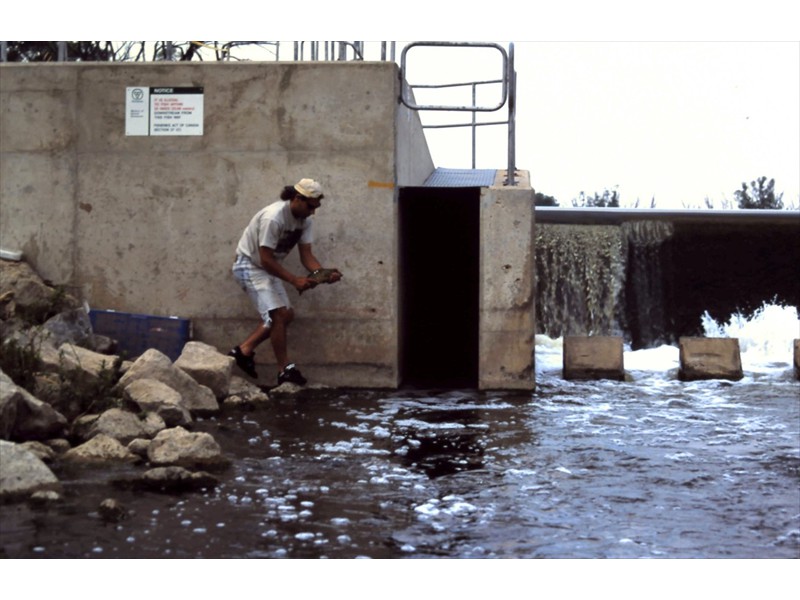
[239,323,270,357]
[268,306,294,371]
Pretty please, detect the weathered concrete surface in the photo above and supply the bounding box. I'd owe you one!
[479,171,535,390]
[563,336,625,381]
[679,337,743,381]
[1,61,434,389]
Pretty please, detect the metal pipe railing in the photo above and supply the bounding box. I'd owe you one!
[399,41,518,185]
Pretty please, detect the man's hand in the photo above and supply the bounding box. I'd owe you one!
[293,276,319,294]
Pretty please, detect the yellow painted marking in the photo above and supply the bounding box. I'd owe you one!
[368,180,395,189]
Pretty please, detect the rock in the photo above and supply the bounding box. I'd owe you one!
[269,381,304,397]
[19,440,56,463]
[62,433,140,464]
[84,408,161,445]
[0,260,77,320]
[42,309,93,348]
[0,369,67,441]
[98,498,127,522]
[0,440,62,502]
[147,426,229,471]
[126,438,151,458]
[118,349,219,417]
[71,414,100,441]
[175,341,234,400]
[112,466,218,493]
[123,378,192,427]
[56,343,120,380]
[224,375,271,409]
[42,438,71,454]
[29,490,62,505]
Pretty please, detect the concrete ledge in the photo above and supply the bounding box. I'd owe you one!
[679,337,743,381]
[563,336,624,381]
[794,339,799,380]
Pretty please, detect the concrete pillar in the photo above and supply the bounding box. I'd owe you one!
[679,337,743,381]
[562,336,625,381]
[478,171,535,390]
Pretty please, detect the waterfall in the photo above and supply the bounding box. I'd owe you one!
[535,224,626,338]
[622,221,674,348]
[535,221,674,347]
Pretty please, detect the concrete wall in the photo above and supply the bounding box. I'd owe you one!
[1,61,435,388]
[479,171,535,389]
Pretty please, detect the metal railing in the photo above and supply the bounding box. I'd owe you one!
[399,42,518,186]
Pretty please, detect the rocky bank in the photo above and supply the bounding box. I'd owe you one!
[0,257,305,506]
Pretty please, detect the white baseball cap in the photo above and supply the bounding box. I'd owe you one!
[294,178,324,199]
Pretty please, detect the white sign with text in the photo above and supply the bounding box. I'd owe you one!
[125,87,204,136]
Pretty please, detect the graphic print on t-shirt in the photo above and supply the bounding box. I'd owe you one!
[275,229,303,256]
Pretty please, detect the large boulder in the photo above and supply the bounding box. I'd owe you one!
[82,408,164,445]
[0,260,78,320]
[118,349,219,416]
[62,433,140,464]
[175,341,233,400]
[123,378,192,427]
[0,369,67,441]
[55,343,120,379]
[147,426,229,471]
[0,440,62,502]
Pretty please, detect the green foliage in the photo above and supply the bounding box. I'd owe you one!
[0,337,43,393]
[534,192,559,206]
[734,176,784,209]
[0,335,124,418]
[572,188,620,208]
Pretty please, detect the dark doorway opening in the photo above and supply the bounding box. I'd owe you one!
[399,187,480,389]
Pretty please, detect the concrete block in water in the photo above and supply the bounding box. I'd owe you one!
[794,339,799,380]
[563,336,625,381]
[679,337,743,381]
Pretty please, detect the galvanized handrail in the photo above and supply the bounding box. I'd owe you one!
[399,41,518,185]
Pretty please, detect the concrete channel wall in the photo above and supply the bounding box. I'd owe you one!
[0,61,434,388]
[1,61,536,390]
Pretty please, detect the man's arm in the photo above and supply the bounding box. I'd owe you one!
[299,243,342,283]
[298,243,323,273]
[258,246,316,292]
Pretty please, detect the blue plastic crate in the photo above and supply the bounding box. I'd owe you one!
[89,309,191,361]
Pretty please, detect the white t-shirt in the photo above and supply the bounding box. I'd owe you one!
[236,200,314,266]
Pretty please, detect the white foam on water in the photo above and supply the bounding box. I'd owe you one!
[702,303,799,374]
[536,302,799,379]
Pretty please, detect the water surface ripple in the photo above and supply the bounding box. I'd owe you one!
[1,372,798,558]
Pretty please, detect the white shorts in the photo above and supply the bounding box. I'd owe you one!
[232,254,290,327]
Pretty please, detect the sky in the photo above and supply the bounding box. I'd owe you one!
[409,41,800,208]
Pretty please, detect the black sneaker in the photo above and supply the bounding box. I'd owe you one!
[277,363,307,386]
[229,346,258,378]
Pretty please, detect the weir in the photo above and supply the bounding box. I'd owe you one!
[535,207,800,349]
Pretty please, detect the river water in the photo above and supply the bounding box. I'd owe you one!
[1,306,798,560]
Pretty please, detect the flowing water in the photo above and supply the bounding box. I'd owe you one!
[1,305,798,559]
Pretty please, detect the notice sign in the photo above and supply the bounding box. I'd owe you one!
[126,87,204,136]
